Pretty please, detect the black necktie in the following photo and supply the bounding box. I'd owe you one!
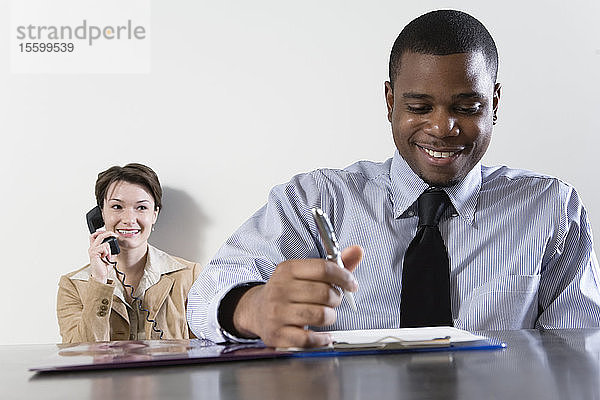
[400,188,453,327]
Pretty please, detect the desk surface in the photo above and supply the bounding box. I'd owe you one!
[3,329,600,400]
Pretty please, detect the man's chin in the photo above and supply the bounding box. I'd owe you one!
[418,172,460,188]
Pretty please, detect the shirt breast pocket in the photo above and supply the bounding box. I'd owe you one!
[458,274,540,330]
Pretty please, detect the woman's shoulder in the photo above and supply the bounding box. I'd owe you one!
[170,255,198,269]
[60,264,92,281]
[149,245,202,279]
[58,264,93,292]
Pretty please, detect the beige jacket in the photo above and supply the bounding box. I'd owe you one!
[57,245,202,343]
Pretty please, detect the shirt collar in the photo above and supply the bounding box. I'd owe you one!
[389,150,481,225]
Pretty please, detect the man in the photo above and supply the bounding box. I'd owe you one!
[187,10,600,348]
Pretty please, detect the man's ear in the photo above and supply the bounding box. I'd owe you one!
[385,81,394,123]
[493,82,501,119]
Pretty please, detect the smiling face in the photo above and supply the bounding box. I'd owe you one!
[101,180,159,252]
[385,51,501,187]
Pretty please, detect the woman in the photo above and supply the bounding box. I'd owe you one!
[57,163,202,343]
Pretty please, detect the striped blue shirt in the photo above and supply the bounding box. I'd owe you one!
[187,151,600,342]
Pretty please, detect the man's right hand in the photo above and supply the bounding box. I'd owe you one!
[232,245,363,348]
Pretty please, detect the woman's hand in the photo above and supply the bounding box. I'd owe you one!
[88,230,118,284]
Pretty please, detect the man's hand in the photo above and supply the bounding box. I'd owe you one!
[232,246,363,348]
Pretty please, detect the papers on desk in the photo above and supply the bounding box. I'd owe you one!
[278,327,499,353]
[327,326,487,349]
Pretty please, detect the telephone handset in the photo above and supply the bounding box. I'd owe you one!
[85,206,164,339]
[86,206,120,255]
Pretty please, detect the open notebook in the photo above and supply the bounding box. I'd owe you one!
[30,327,504,372]
[279,326,496,352]
[329,326,485,348]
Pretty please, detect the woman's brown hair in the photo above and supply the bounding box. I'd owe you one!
[95,163,162,211]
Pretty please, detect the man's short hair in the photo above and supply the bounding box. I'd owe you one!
[389,10,498,86]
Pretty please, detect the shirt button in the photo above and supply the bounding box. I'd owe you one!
[100,305,108,311]
[101,298,109,305]
[97,311,107,317]
[130,334,135,340]
[407,211,414,217]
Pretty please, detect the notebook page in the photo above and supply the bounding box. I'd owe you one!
[325,327,486,344]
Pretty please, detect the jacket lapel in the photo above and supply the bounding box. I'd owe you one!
[111,296,129,323]
[145,275,174,320]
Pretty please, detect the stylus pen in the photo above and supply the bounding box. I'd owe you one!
[311,207,358,313]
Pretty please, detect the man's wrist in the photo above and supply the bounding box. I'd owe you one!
[217,282,264,339]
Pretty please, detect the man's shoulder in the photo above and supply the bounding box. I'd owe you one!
[268,158,392,206]
[481,164,574,198]
[299,158,393,186]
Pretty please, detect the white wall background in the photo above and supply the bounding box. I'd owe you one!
[1,0,598,344]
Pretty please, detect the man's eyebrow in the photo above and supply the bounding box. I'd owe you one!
[402,92,432,100]
[453,92,486,100]
[401,92,487,100]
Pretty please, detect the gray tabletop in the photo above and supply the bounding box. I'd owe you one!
[3,329,600,400]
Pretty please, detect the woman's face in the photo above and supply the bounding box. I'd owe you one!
[101,181,158,252]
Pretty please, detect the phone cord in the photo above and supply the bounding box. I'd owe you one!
[104,257,164,339]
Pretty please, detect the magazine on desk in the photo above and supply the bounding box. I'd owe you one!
[30,327,505,373]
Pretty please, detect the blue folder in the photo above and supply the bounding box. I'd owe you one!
[30,337,505,373]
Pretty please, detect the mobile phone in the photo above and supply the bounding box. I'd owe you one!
[86,206,120,255]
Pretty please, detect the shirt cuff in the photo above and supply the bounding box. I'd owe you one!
[209,281,265,343]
